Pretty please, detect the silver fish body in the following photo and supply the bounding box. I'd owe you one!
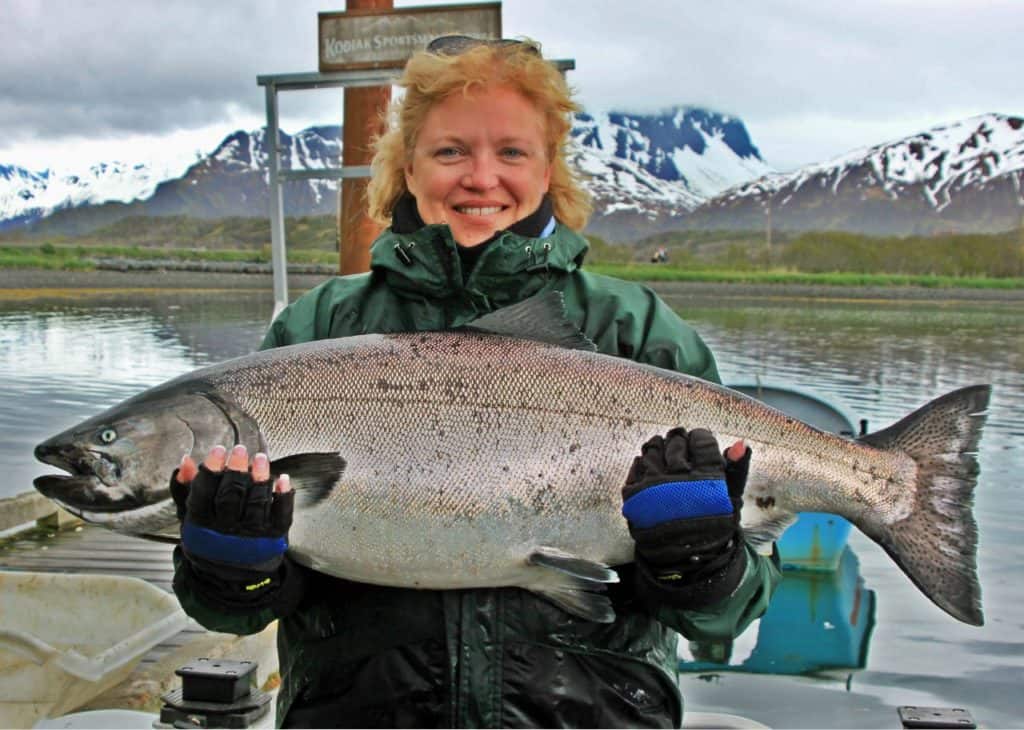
[34,309,989,625]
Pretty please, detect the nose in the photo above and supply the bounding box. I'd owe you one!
[461,152,499,191]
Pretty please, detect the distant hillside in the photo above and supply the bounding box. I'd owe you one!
[5,111,1022,242]
[683,113,1024,235]
[2,108,771,242]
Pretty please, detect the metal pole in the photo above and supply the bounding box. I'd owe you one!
[339,0,393,275]
[265,82,289,318]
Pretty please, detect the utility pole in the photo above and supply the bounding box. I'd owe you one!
[1018,207,1024,277]
[339,0,393,275]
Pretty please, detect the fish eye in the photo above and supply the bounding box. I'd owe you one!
[98,428,118,444]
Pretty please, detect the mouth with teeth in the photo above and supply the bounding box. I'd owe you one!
[453,204,506,217]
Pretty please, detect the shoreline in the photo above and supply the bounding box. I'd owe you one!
[1,266,1022,302]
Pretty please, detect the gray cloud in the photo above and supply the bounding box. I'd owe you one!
[3,0,1022,170]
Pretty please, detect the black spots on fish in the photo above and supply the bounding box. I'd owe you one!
[531,482,557,514]
[569,443,580,453]
[437,429,446,439]
[502,465,510,473]
[756,496,776,510]
[418,380,428,392]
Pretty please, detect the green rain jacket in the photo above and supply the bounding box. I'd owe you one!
[173,221,781,728]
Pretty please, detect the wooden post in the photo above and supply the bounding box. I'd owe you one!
[339,0,393,275]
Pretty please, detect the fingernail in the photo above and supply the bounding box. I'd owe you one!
[275,474,292,493]
[204,445,227,469]
[252,453,269,470]
[180,453,190,467]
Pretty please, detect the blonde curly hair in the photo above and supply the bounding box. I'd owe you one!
[367,38,592,231]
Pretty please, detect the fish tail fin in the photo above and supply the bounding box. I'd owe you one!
[858,384,990,626]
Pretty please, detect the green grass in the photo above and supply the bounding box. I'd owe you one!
[586,263,1024,290]
[0,243,337,269]
[3,225,1024,291]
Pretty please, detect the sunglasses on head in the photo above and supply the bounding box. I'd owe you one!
[425,34,540,57]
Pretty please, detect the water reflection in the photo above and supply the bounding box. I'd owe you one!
[0,292,273,498]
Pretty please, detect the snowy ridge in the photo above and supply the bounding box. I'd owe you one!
[572,107,772,201]
[719,113,1024,211]
[0,126,343,230]
[0,158,187,227]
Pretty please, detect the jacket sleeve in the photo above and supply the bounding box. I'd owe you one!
[172,547,283,635]
[260,274,373,349]
[565,274,720,384]
[571,274,781,639]
[654,544,782,640]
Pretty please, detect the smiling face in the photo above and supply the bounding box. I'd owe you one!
[404,85,553,247]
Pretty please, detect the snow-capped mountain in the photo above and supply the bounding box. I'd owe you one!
[687,113,1024,235]
[569,107,773,240]
[1,126,343,234]
[3,107,769,241]
[0,159,187,231]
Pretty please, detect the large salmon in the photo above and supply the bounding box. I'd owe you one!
[33,293,989,625]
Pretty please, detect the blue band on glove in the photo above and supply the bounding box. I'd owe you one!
[622,479,733,529]
[182,521,288,566]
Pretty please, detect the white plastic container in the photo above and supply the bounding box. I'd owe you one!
[0,571,188,729]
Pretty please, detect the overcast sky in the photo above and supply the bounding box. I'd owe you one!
[2,0,1021,174]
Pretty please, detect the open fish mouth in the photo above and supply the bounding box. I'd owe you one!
[35,444,120,484]
[33,445,139,512]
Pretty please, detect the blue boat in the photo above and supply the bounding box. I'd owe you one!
[727,382,861,572]
[680,545,876,677]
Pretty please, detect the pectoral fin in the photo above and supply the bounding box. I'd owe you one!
[270,453,346,509]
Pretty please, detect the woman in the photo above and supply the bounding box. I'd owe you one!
[171,36,781,728]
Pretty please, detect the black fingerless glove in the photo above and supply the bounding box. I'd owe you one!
[621,427,751,610]
[170,464,305,616]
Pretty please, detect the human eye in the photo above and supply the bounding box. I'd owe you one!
[434,145,464,160]
[500,146,527,160]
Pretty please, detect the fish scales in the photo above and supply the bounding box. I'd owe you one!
[204,333,907,589]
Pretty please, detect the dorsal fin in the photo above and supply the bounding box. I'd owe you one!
[465,291,597,351]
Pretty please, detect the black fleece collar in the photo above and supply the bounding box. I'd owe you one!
[391,193,555,239]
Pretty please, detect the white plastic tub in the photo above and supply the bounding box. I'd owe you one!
[0,571,188,729]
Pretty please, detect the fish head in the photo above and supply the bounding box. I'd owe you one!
[33,386,261,535]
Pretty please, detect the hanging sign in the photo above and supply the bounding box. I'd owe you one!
[318,2,502,71]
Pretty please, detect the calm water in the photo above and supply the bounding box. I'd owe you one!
[2,287,1022,728]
